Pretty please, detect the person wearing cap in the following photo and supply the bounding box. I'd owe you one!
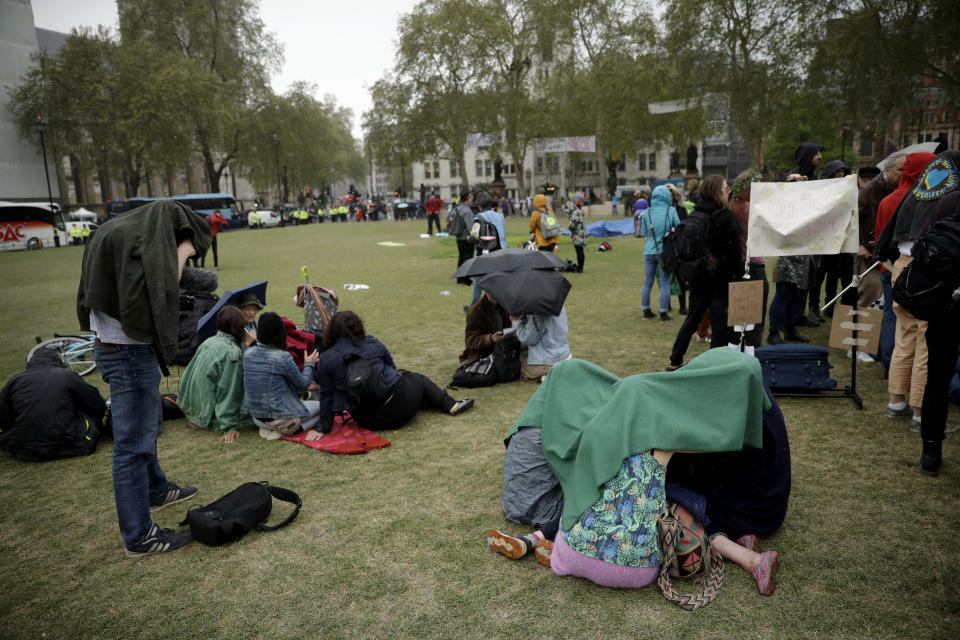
[236,292,264,348]
[242,311,322,440]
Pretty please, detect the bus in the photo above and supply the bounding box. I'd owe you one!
[107,193,242,226]
[0,202,69,251]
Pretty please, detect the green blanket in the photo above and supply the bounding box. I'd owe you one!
[508,348,770,528]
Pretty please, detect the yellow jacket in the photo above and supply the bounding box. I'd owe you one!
[529,194,557,249]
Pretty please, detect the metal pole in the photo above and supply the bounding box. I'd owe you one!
[272,133,281,206]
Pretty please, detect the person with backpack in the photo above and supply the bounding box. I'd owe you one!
[452,190,476,285]
[530,193,560,253]
[666,175,742,371]
[469,191,507,306]
[639,185,681,321]
[241,312,322,440]
[314,311,475,432]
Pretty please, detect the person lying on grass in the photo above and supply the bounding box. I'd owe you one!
[177,305,253,444]
[486,349,781,596]
[242,312,323,441]
[314,310,474,433]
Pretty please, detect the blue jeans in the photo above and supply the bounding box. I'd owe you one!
[642,254,672,312]
[879,271,896,368]
[769,282,798,332]
[95,344,170,548]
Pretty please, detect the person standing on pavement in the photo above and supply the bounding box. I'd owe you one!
[77,200,211,557]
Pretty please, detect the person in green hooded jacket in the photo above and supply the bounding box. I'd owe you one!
[178,305,253,443]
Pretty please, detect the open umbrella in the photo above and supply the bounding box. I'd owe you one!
[475,270,571,317]
[197,280,268,341]
[877,142,940,170]
[453,247,567,279]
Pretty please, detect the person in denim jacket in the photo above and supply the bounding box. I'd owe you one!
[242,312,322,440]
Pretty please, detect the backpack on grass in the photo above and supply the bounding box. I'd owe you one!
[661,209,711,283]
[181,482,301,546]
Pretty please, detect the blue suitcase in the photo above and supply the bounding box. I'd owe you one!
[755,344,837,390]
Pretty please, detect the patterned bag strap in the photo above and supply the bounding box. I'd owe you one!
[657,510,726,611]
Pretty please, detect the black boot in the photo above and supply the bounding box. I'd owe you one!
[643,309,656,319]
[783,327,809,342]
[921,440,942,477]
[767,331,784,345]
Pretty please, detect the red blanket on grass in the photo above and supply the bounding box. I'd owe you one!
[281,415,390,455]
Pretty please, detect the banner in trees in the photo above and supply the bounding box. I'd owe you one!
[747,175,859,257]
[534,136,596,153]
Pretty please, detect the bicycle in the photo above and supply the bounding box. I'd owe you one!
[28,333,97,377]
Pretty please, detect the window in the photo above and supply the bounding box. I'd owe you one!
[859,132,874,156]
[424,161,432,179]
[618,158,625,171]
[475,159,483,177]
[648,153,657,171]
[536,155,544,172]
[449,161,458,178]
[638,153,646,171]
[581,159,596,173]
[433,161,440,179]
[485,160,492,177]
[903,134,912,146]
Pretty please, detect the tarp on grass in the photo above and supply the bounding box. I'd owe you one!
[559,217,636,237]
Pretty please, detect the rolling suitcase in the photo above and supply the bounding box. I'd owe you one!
[755,344,837,390]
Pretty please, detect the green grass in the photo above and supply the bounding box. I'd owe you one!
[1,210,959,639]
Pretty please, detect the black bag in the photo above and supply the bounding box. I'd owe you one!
[446,207,461,235]
[892,260,960,321]
[337,349,389,405]
[450,313,521,388]
[662,209,712,282]
[181,482,302,546]
[468,217,500,252]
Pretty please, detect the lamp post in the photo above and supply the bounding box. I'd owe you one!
[272,133,281,206]
[841,122,851,163]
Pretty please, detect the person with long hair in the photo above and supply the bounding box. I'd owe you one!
[314,311,474,433]
[178,306,253,443]
[666,175,743,370]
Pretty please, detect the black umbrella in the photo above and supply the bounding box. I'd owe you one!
[452,247,566,279]
[475,270,571,317]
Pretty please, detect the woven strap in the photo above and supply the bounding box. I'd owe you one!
[657,514,725,611]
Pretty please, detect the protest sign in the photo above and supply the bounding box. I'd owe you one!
[727,280,764,326]
[747,174,859,257]
[828,304,881,353]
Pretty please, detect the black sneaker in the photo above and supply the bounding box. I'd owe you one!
[125,523,192,558]
[150,483,198,512]
[450,398,475,415]
[659,312,672,322]
[642,309,656,319]
[920,453,942,477]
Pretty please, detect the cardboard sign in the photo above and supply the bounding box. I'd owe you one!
[727,280,764,326]
[828,304,882,353]
[748,174,859,257]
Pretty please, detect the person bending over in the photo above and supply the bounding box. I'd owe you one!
[242,312,322,440]
[513,306,571,382]
[177,305,253,443]
[314,310,475,433]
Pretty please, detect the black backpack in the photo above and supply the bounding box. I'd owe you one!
[336,348,389,406]
[892,204,960,321]
[662,209,712,283]
[446,207,462,235]
[181,482,302,546]
[469,217,500,252]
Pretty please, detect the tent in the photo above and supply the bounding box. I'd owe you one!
[70,207,99,221]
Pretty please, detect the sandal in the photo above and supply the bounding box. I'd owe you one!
[665,362,687,372]
[736,534,759,553]
[752,550,779,596]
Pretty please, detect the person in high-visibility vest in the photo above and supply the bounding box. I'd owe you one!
[80,225,91,245]
[249,210,260,229]
[70,225,82,246]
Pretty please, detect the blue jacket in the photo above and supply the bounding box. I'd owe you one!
[516,307,570,366]
[638,186,680,256]
[314,335,402,431]
[477,210,507,249]
[241,344,315,420]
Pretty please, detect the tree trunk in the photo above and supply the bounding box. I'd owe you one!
[456,145,469,192]
[202,146,220,192]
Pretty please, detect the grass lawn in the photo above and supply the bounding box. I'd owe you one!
[1,210,958,639]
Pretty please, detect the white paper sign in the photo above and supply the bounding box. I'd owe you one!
[534,136,597,153]
[747,174,859,257]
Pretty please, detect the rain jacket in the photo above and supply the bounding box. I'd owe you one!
[638,185,680,255]
[177,331,252,433]
[529,194,555,248]
[77,201,212,360]
[875,152,937,259]
[784,142,824,180]
[0,348,106,461]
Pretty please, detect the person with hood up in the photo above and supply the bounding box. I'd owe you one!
[529,193,558,253]
[874,152,937,429]
[0,347,107,462]
[78,200,212,557]
[638,185,681,321]
[768,143,822,344]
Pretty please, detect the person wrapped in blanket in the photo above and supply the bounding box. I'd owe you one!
[314,310,475,433]
[487,348,787,596]
[241,312,323,440]
[177,305,253,443]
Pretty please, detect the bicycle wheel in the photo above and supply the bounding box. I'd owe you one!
[27,335,98,377]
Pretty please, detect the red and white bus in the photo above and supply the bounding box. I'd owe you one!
[0,202,69,251]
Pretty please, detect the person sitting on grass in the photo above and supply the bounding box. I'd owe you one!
[485,348,781,596]
[237,292,263,349]
[242,312,323,441]
[314,310,475,433]
[513,306,570,382]
[177,305,253,444]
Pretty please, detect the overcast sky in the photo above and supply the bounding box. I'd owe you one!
[30,0,421,139]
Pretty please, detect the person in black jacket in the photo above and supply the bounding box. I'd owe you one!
[667,174,743,370]
[0,348,106,461]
